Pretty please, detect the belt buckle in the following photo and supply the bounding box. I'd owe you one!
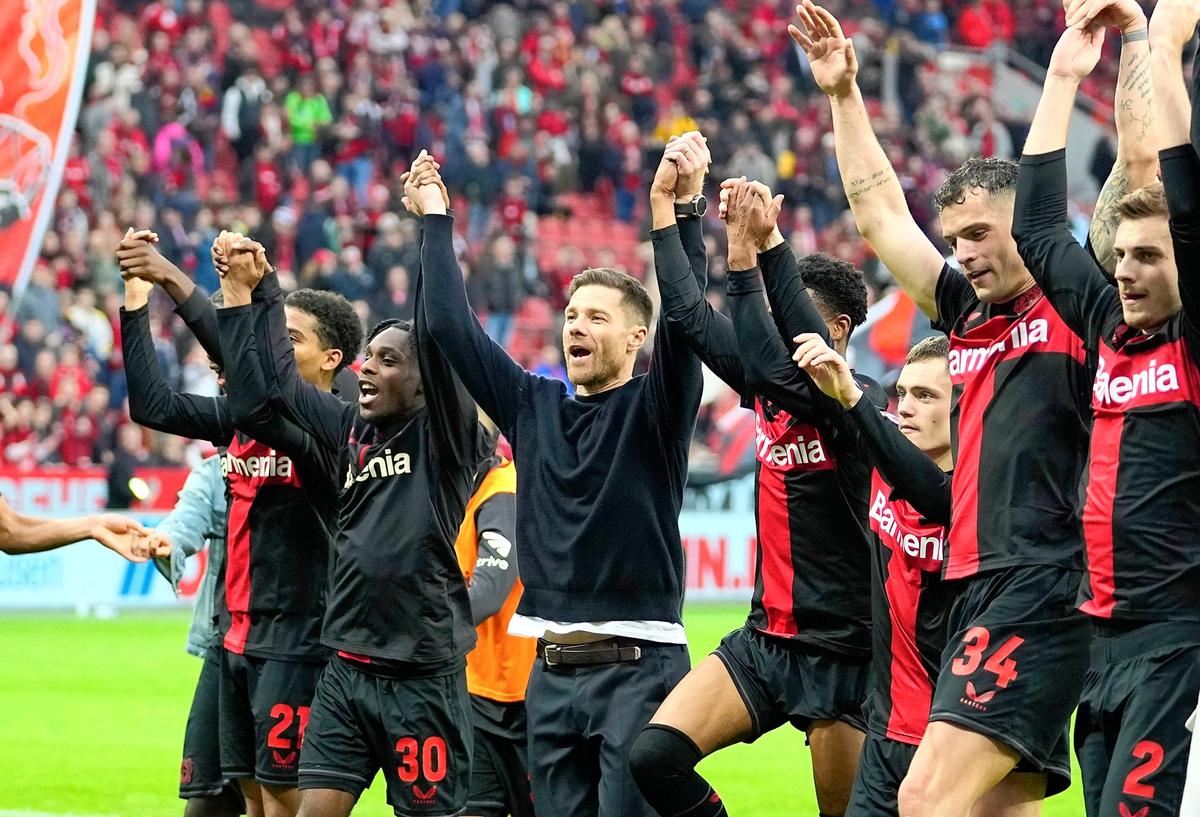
[629,645,642,661]
[542,643,563,668]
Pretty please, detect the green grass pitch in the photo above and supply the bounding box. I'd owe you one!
[0,605,1084,816]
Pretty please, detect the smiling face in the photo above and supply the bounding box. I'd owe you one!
[357,326,423,426]
[1114,215,1179,333]
[562,285,647,394]
[939,188,1033,304]
[895,356,953,463]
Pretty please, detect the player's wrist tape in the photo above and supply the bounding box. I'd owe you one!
[1121,28,1148,43]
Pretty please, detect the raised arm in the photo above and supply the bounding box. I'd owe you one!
[650,139,749,397]
[218,242,353,454]
[645,139,707,440]
[120,276,233,446]
[117,231,222,365]
[1150,0,1200,353]
[722,180,822,410]
[1014,22,1125,341]
[404,152,531,438]
[791,1,945,319]
[793,333,951,524]
[1086,4,1158,272]
[412,236,483,474]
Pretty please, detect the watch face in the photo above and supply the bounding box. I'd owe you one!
[694,195,707,217]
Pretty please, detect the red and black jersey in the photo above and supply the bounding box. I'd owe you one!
[1082,323,1200,620]
[218,434,330,660]
[933,267,1091,580]
[842,398,954,745]
[746,389,882,657]
[121,295,337,664]
[1014,147,1200,623]
[866,470,951,744]
[645,241,881,658]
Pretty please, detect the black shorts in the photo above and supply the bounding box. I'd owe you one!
[468,727,533,817]
[845,733,917,817]
[218,649,324,787]
[1074,621,1200,817]
[928,566,1088,796]
[713,624,869,740]
[298,655,473,817]
[181,645,242,803]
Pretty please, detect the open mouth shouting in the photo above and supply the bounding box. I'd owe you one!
[359,379,380,407]
[568,344,593,364]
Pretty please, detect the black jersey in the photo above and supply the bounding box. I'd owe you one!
[122,300,335,661]
[932,264,1091,579]
[219,264,484,666]
[1014,148,1200,623]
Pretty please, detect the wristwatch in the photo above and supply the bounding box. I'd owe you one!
[674,194,707,220]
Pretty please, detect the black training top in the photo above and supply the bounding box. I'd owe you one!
[221,261,483,667]
[422,213,703,624]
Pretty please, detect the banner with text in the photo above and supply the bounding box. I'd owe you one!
[0,469,758,609]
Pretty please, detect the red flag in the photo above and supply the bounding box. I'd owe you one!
[0,0,97,292]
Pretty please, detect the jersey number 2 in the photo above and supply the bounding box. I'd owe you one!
[1123,741,1164,798]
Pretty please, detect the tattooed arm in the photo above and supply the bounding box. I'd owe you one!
[1089,21,1158,273]
[790,3,946,319]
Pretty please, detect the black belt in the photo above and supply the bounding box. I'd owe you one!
[537,638,643,669]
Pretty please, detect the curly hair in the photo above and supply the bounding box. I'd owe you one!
[799,252,868,329]
[933,157,1019,213]
[285,289,364,373]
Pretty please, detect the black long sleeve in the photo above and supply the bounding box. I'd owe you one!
[654,221,748,398]
[216,304,337,460]
[415,231,484,474]
[759,242,831,346]
[1160,144,1200,359]
[120,305,232,446]
[1013,150,1120,344]
[467,492,518,625]
[645,224,707,442]
[174,287,223,367]
[420,214,531,439]
[845,398,951,526]
[726,267,827,415]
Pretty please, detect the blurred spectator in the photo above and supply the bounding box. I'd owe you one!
[11,0,1126,481]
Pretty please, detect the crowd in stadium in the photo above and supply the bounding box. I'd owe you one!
[7,0,1200,816]
[1,0,1123,480]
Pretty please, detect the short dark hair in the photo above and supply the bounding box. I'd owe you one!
[934,157,1019,212]
[568,267,653,327]
[905,334,950,365]
[1116,182,1168,222]
[365,317,416,354]
[800,252,868,328]
[285,289,364,373]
